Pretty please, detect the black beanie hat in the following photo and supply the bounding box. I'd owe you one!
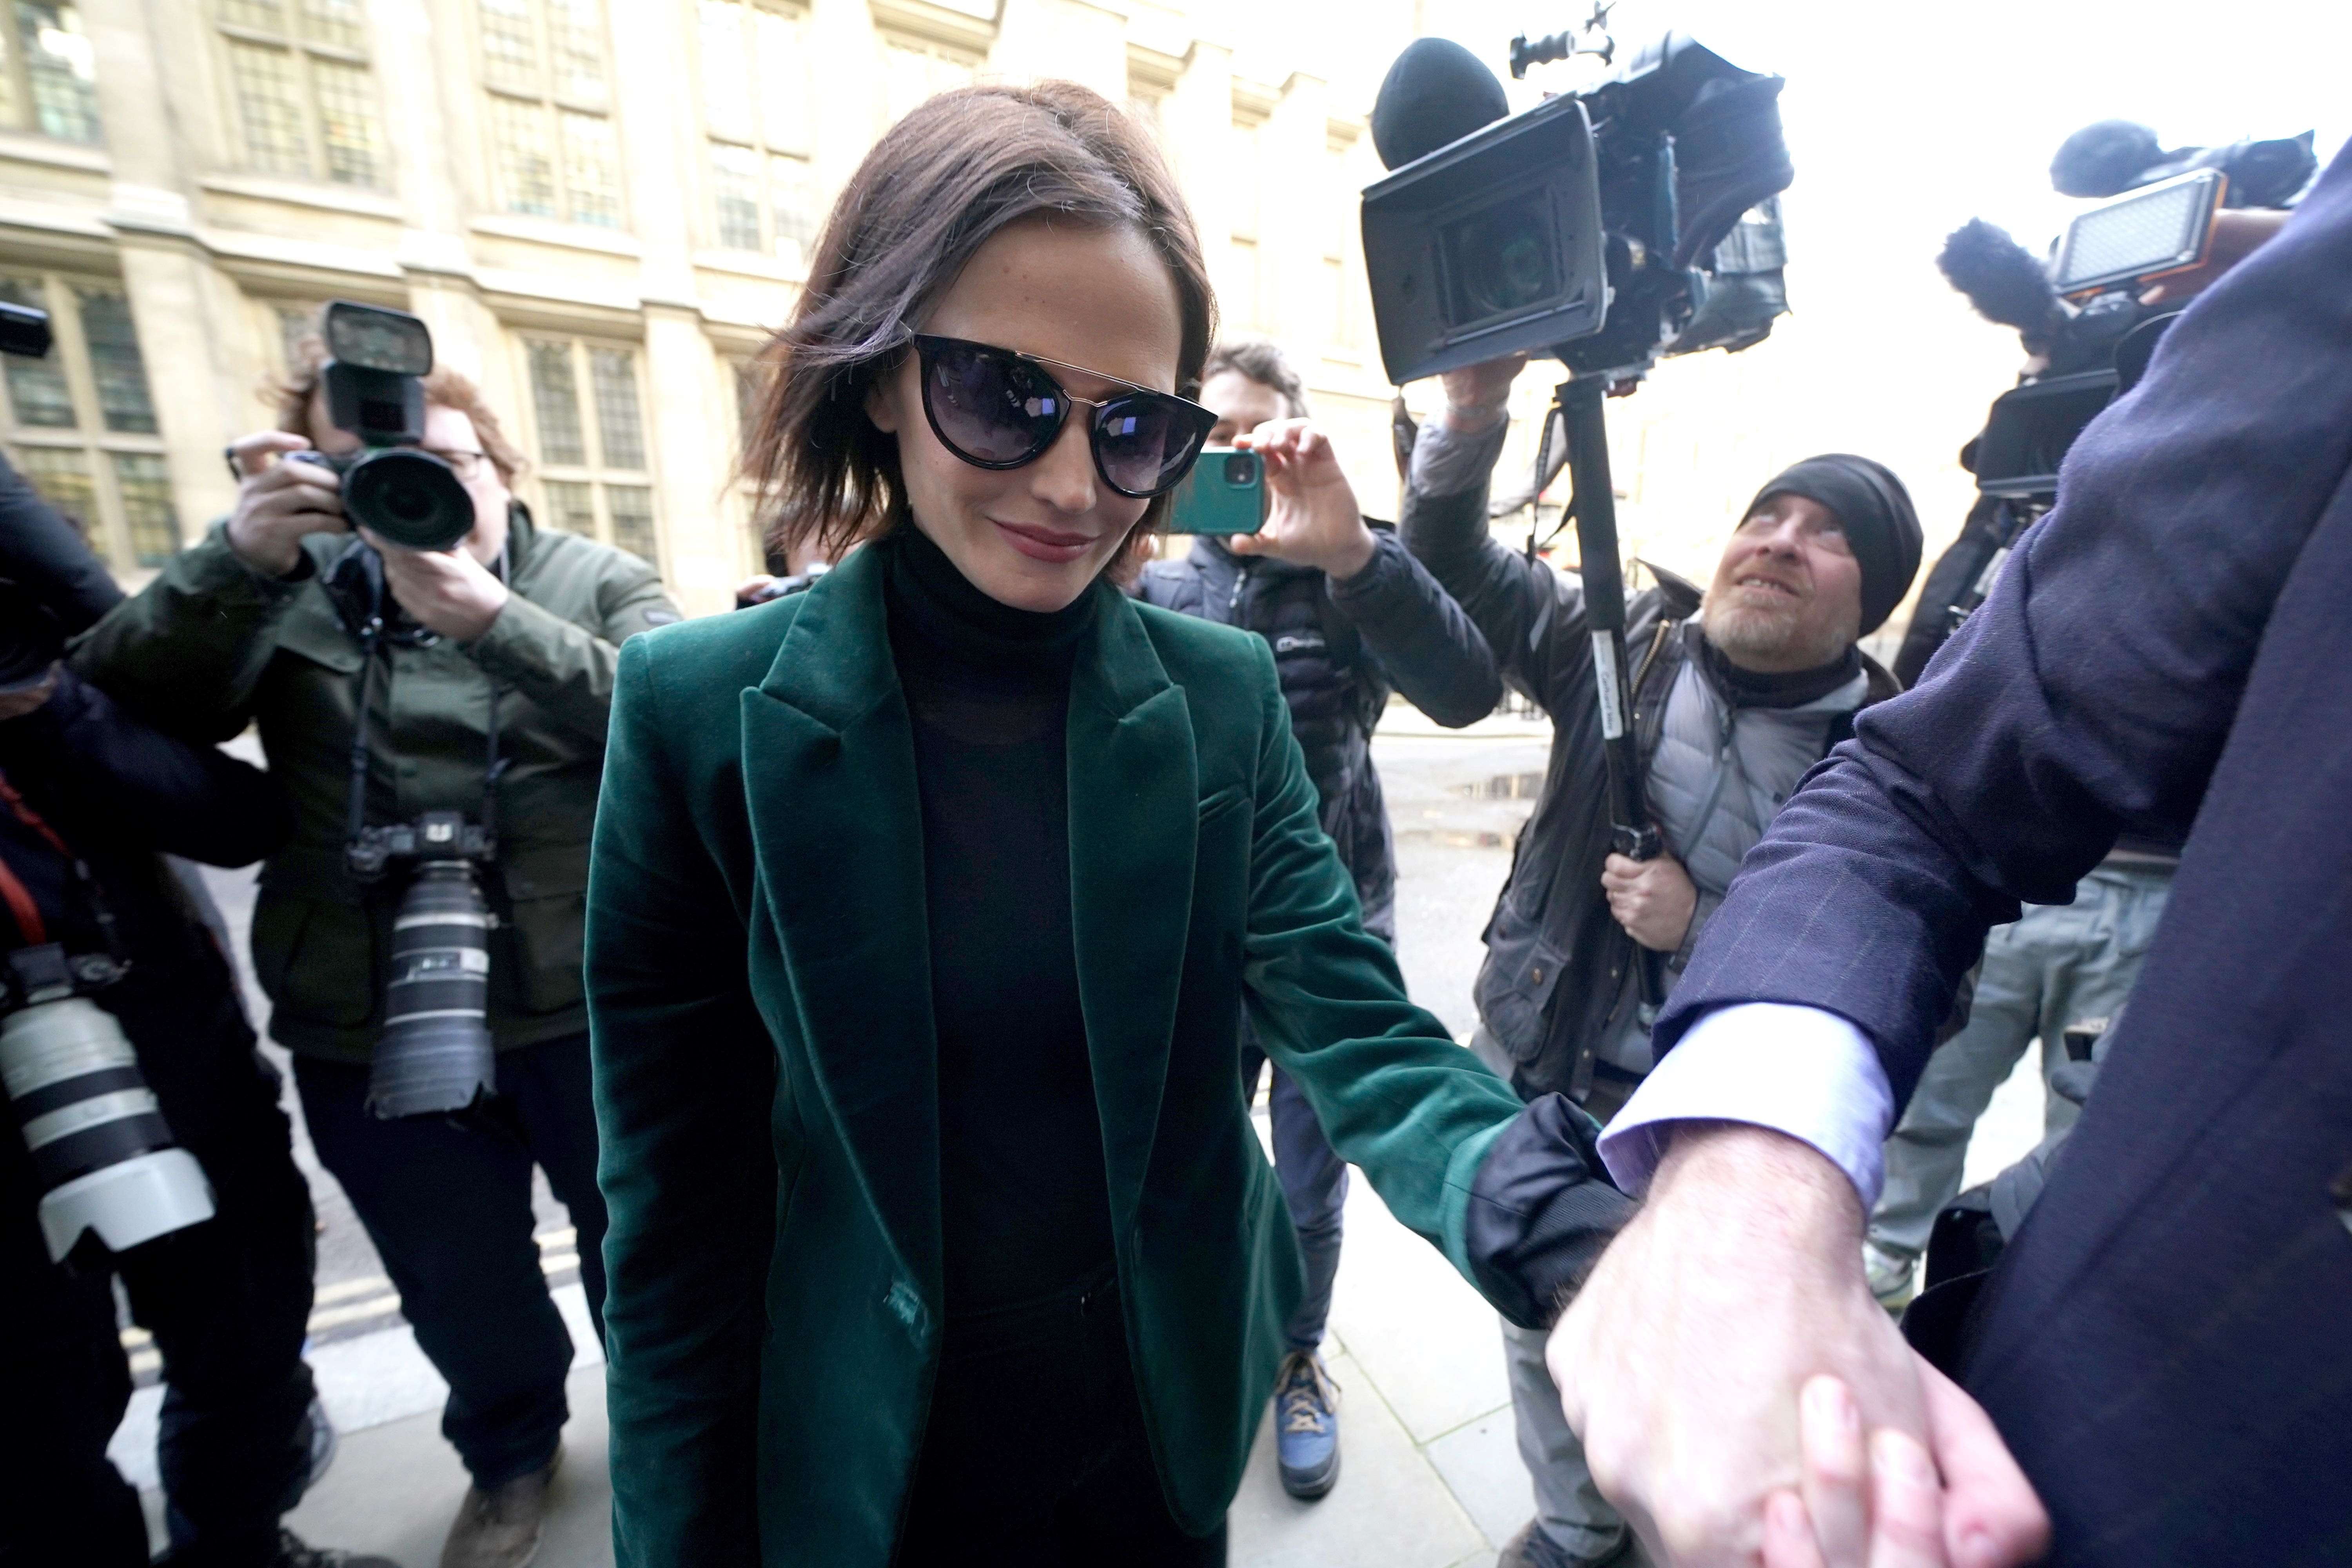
[1746,454,1923,635]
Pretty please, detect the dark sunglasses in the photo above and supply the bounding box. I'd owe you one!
[911,334,1217,500]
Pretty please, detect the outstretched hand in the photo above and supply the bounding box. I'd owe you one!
[1224,419,1377,581]
[1548,1123,2049,1568]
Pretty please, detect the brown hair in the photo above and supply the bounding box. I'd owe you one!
[272,324,528,487]
[1203,337,1308,418]
[743,80,1216,563]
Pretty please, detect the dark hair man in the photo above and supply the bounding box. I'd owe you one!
[1548,138,2350,1568]
[1132,335,1502,1499]
[0,458,387,1568]
[73,345,681,1568]
[1399,379,1920,1568]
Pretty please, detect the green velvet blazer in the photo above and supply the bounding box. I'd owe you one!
[585,539,1525,1566]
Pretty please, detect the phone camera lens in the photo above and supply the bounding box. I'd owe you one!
[1224,453,1258,485]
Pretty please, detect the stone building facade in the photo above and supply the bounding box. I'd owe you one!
[0,0,1438,613]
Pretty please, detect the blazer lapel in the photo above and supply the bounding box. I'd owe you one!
[1066,591,1198,1230]
[740,545,942,1307]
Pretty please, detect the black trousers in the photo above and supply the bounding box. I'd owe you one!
[294,1031,607,1488]
[896,1269,1225,1567]
[0,1047,317,1568]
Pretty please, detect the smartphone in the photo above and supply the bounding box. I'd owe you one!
[1167,446,1265,534]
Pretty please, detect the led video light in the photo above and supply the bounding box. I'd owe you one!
[2051,169,2226,296]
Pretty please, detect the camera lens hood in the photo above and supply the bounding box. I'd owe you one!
[344,447,475,552]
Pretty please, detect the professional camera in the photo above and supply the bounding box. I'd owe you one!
[1360,11,1794,386]
[331,494,505,1116]
[2,942,216,1265]
[290,300,477,553]
[1926,120,2318,632]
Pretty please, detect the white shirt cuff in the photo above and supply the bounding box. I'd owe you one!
[1595,1002,1896,1209]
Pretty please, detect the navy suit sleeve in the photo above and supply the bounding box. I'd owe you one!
[1652,140,2352,1110]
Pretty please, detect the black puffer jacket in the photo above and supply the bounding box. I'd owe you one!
[1134,526,1501,940]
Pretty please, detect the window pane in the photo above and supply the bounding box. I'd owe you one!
[697,0,750,142]
[74,289,158,436]
[539,477,595,534]
[768,152,816,255]
[0,277,75,429]
[488,94,556,216]
[13,445,94,524]
[297,0,364,51]
[605,482,655,562]
[709,142,759,250]
[588,347,643,469]
[526,340,586,465]
[754,7,807,152]
[220,0,285,29]
[112,452,181,564]
[546,0,605,103]
[227,40,310,174]
[17,3,102,143]
[558,110,619,227]
[313,57,385,187]
[479,0,537,91]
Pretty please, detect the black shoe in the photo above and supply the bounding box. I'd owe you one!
[1272,1349,1340,1499]
[1498,1519,1636,1568]
[272,1529,400,1568]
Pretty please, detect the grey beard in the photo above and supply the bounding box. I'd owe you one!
[1701,596,1856,671]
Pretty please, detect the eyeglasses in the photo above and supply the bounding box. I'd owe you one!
[911,335,1217,500]
[424,449,491,483]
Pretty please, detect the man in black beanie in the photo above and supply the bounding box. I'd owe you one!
[1398,362,1921,1568]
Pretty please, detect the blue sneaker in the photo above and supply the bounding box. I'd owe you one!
[1273,1349,1340,1499]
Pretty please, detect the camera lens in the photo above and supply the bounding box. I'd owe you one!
[1223,453,1258,486]
[1443,192,1563,324]
[343,447,476,552]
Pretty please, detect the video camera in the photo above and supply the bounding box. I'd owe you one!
[1923,120,2318,639]
[290,300,477,554]
[1360,13,1794,387]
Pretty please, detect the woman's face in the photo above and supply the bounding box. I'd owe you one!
[867,216,1185,613]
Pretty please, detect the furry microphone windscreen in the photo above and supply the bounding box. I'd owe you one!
[1938,218,2064,350]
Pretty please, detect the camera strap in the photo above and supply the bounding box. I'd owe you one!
[0,766,123,960]
[339,541,510,867]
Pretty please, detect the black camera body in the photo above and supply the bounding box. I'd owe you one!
[305,301,476,554]
[347,808,495,882]
[1361,26,1794,386]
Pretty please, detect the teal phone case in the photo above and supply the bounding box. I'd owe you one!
[1168,446,1265,534]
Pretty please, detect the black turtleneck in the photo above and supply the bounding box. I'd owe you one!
[881,527,1116,1315]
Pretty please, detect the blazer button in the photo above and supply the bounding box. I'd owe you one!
[884,1281,925,1333]
[2331,1160,2352,1237]
[1531,965,1545,985]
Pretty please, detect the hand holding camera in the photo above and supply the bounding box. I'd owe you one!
[225,430,347,577]
[1224,419,1377,581]
[355,525,508,643]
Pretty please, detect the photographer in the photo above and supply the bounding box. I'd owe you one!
[1132,336,1500,1498]
[1400,376,1918,1568]
[74,350,680,1568]
[1,472,383,1568]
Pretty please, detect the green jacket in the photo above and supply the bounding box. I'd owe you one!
[72,510,679,1062]
[586,540,1526,1566]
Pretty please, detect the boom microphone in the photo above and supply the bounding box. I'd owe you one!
[1937,218,2064,352]
[1370,38,1509,172]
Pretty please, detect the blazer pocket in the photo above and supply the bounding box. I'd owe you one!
[1196,784,1249,823]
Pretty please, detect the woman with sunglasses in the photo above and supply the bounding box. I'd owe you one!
[586,82,1621,1568]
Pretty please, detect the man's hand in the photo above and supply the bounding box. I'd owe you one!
[359,527,510,642]
[1437,354,1528,433]
[225,432,348,577]
[1548,1123,2048,1567]
[1602,851,1699,953]
[1225,419,1377,581]
[2138,208,2292,306]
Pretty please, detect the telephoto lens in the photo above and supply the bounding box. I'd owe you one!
[368,860,497,1117]
[2,947,216,1264]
